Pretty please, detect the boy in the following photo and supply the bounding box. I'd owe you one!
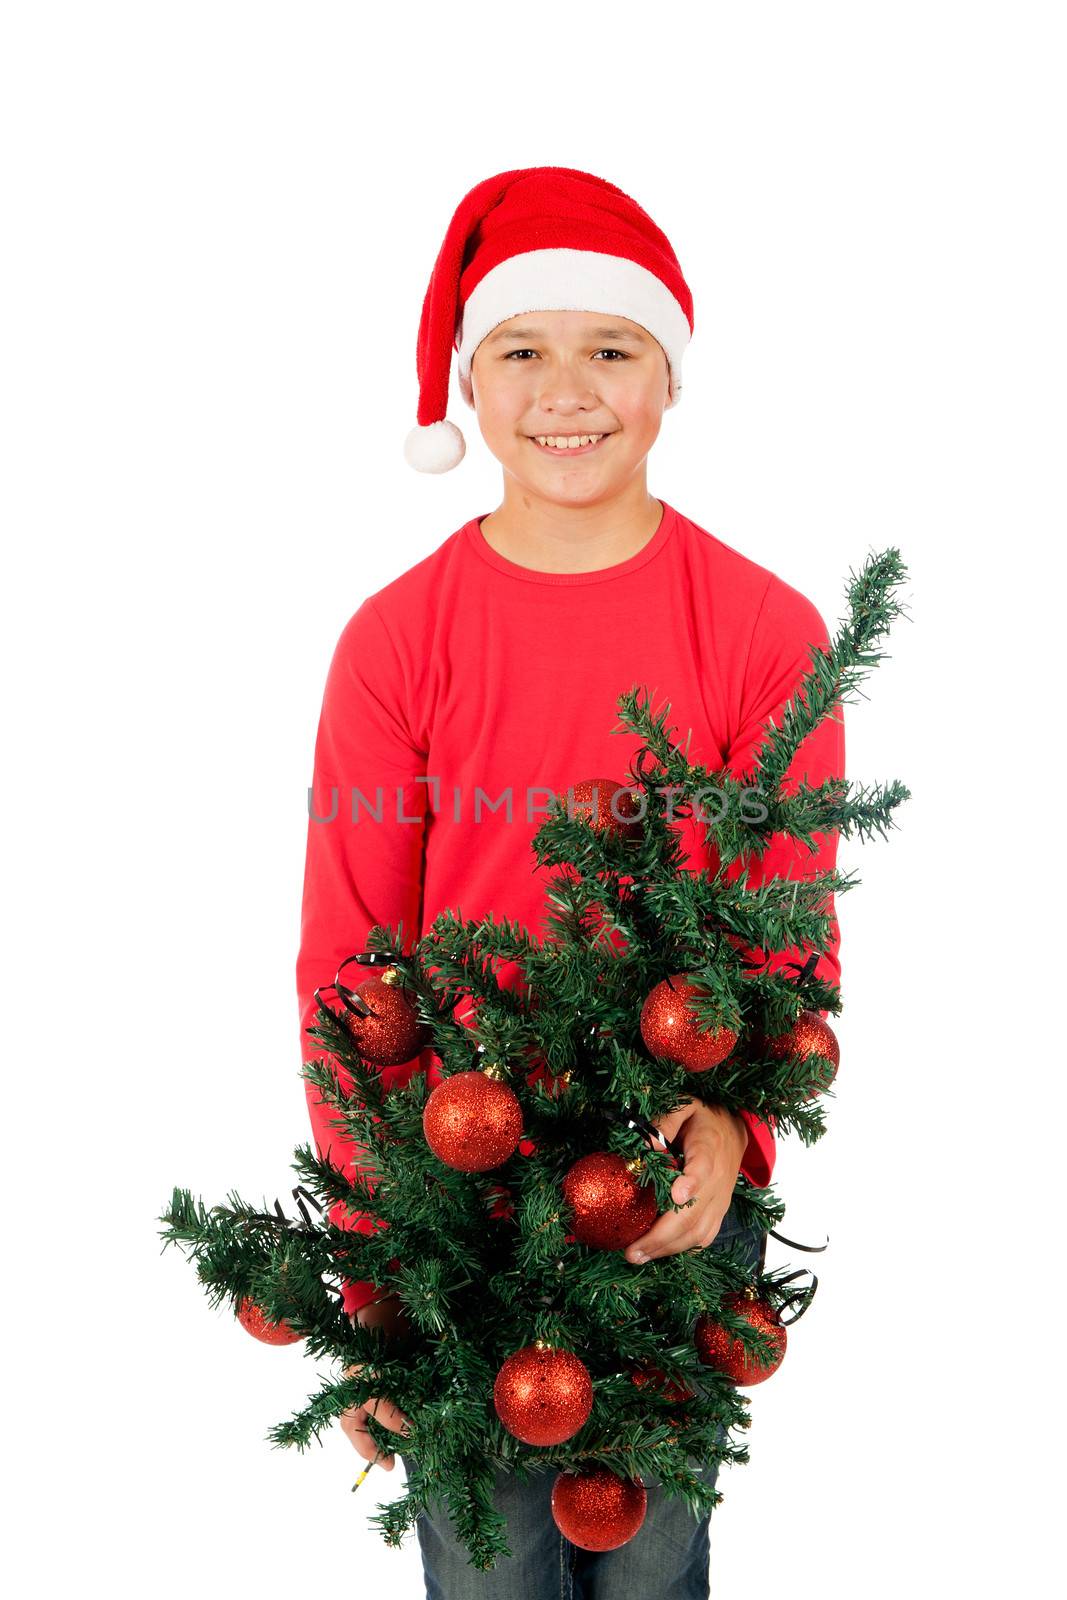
[296,166,844,1599]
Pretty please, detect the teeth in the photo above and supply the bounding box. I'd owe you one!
[534,434,604,449]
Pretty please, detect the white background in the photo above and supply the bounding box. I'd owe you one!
[4,4,1063,1596]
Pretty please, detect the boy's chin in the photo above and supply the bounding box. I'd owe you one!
[497,440,633,501]
[507,470,624,509]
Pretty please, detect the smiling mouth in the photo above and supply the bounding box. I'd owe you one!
[527,432,612,456]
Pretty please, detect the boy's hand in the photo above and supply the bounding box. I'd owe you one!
[339,1293,412,1470]
[624,1099,748,1265]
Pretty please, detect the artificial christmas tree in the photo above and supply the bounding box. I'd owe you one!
[160,547,909,1571]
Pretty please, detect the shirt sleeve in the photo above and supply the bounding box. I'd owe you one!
[296,597,429,1315]
[723,575,846,1188]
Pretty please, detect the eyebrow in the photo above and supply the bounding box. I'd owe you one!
[486,323,647,345]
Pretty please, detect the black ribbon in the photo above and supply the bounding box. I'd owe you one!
[312,949,405,1026]
[335,949,405,1018]
[215,1186,356,1309]
[731,945,824,980]
[789,950,821,984]
[219,1184,326,1233]
[765,1225,829,1254]
[625,742,711,817]
[340,949,404,970]
[768,1266,819,1326]
[626,745,661,791]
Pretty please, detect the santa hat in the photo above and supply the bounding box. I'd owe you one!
[403,166,694,474]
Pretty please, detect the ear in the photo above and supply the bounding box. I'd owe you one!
[662,343,677,407]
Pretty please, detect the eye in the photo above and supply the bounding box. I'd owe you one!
[502,348,632,362]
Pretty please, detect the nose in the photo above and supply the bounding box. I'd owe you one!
[537,359,600,415]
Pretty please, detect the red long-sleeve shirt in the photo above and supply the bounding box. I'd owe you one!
[296,498,845,1314]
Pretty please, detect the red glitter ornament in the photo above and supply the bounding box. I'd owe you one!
[235,1296,304,1346]
[639,974,738,1073]
[551,1465,648,1551]
[338,965,430,1066]
[561,1151,659,1250]
[568,777,645,840]
[422,1068,523,1171]
[525,1053,571,1099]
[493,1342,594,1445]
[630,1363,694,1404]
[764,1010,840,1097]
[487,1184,514,1221]
[695,1288,787,1385]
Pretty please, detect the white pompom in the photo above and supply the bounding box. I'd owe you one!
[403,418,466,473]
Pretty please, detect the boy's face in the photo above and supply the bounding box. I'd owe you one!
[469,310,670,505]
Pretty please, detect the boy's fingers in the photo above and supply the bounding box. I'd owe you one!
[340,1410,376,1461]
[622,1151,705,1263]
[650,1098,696,1150]
[345,1395,412,1437]
[341,1372,412,1434]
[626,1203,730,1263]
[670,1138,714,1204]
[370,1395,413,1434]
[341,1406,398,1469]
[625,1140,729,1261]
[624,1209,690,1263]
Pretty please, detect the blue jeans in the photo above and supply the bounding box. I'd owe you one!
[400,1201,764,1599]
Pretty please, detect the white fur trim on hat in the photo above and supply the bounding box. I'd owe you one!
[454,248,691,410]
[403,418,466,473]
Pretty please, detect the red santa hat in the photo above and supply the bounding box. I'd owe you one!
[403,166,695,473]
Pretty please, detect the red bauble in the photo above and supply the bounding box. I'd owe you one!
[236,1296,304,1346]
[562,1152,659,1250]
[422,1069,523,1171]
[639,974,738,1073]
[551,1466,648,1551]
[568,777,645,839]
[487,1183,515,1221]
[339,967,430,1066]
[630,1363,694,1404]
[493,1343,594,1445]
[765,1010,840,1097]
[695,1289,787,1385]
[525,1053,571,1099]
